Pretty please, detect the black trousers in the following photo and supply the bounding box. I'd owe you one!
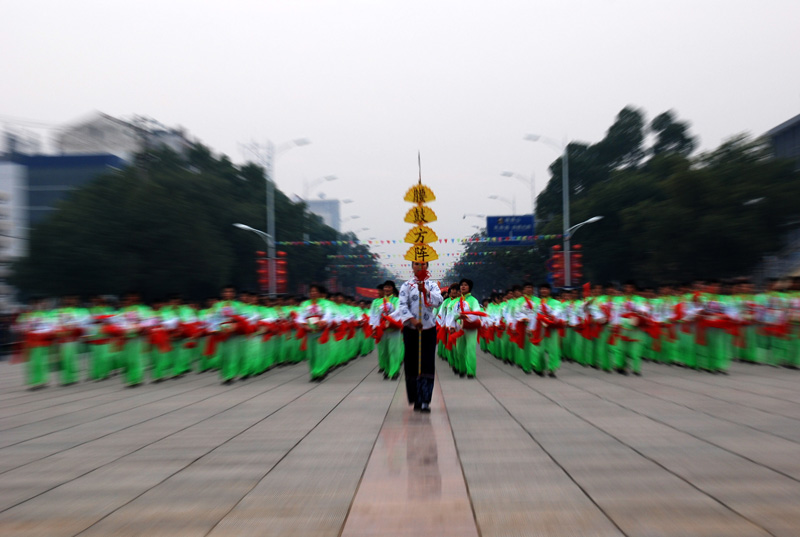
[403,327,436,404]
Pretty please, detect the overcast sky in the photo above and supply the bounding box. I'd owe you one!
[2,0,799,278]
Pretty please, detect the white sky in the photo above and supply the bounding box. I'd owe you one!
[2,0,799,278]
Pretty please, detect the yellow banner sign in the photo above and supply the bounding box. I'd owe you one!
[403,225,439,244]
[403,184,436,204]
[403,205,438,224]
[403,243,439,262]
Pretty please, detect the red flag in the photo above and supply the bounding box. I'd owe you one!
[356,287,380,299]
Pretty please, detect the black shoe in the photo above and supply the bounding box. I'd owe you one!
[467,374,474,379]
[535,370,545,377]
[390,373,400,380]
[459,373,466,378]
[383,373,389,380]
[413,402,422,412]
[223,379,234,385]
[420,402,431,413]
[548,371,557,378]
[616,368,629,376]
[632,371,642,376]
[523,370,532,375]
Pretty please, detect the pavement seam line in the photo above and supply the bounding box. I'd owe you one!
[0,367,231,432]
[201,360,378,537]
[0,365,309,511]
[437,372,484,537]
[557,361,800,485]
[0,363,297,452]
[568,361,800,445]
[653,361,800,406]
[484,354,778,537]
[72,358,372,536]
[336,372,403,537]
[475,355,629,537]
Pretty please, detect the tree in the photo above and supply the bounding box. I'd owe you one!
[455,108,800,288]
[650,110,696,157]
[11,144,383,300]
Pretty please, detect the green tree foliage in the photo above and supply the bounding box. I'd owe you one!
[650,110,696,157]
[11,144,384,300]
[536,106,648,222]
[443,233,549,299]
[454,107,800,288]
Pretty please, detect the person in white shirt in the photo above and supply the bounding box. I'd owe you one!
[394,261,444,412]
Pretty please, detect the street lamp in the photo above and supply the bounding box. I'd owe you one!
[566,216,603,238]
[501,171,535,216]
[233,223,271,245]
[525,133,572,284]
[463,213,485,220]
[243,137,310,296]
[488,194,516,215]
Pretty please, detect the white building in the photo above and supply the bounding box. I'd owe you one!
[56,112,191,161]
[0,161,27,309]
[306,198,342,232]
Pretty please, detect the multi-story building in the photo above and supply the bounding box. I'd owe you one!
[0,161,27,309]
[766,112,800,171]
[56,112,191,160]
[305,198,342,232]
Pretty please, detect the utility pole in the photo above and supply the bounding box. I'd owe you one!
[241,141,277,297]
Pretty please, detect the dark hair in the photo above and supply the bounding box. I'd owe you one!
[382,281,398,296]
[459,278,473,292]
[309,283,326,295]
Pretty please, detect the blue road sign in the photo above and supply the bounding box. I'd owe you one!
[486,215,535,244]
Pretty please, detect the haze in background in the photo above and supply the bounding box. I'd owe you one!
[2,0,799,274]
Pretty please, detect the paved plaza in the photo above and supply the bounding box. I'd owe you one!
[1,351,799,537]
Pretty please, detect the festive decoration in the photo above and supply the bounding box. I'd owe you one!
[403,224,438,245]
[403,165,439,263]
[403,184,436,204]
[403,205,438,225]
[403,243,439,262]
[276,234,561,246]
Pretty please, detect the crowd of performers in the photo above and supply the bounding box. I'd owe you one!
[436,278,800,378]
[16,285,379,389]
[14,277,800,389]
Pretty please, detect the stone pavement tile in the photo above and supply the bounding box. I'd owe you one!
[341,377,478,537]
[599,498,771,537]
[440,367,624,537]
[0,356,382,536]
[476,506,624,537]
[200,360,392,537]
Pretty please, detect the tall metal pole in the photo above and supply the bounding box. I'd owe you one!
[562,144,571,287]
[265,141,277,298]
[530,172,536,217]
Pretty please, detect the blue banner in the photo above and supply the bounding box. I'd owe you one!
[486,215,535,244]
